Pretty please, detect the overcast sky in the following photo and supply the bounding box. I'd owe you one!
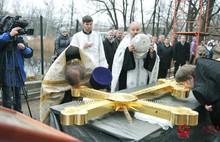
[5,0,156,21]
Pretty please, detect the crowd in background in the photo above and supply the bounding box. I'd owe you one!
[40,15,220,129]
[53,23,220,80]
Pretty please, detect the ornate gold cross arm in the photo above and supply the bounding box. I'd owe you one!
[61,79,196,126]
[71,86,110,99]
[61,97,198,126]
[131,79,190,99]
[134,100,198,126]
[61,100,114,125]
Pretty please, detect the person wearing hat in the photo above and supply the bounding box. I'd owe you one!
[40,44,112,124]
[204,41,214,59]
[111,22,159,92]
[53,27,70,62]
[40,16,109,123]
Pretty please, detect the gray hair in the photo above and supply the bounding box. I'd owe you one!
[107,30,114,36]
[129,22,141,30]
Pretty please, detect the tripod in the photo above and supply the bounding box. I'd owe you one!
[1,37,32,118]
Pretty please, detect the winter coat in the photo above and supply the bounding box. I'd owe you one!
[173,41,190,64]
[54,34,70,56]
[0,33,33,87]
[103,38,117,71]
[190,37,196,56]
[157,44,173,69]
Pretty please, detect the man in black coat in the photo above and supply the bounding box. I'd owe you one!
[157,37,173,78]
[173,35,190,76]
[112,29,123,49]
[103,30,117,71]
[175,58,220,128]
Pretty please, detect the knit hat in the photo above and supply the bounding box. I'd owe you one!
[59,27,67,33]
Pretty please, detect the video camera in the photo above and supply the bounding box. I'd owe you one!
[0,15,34,35]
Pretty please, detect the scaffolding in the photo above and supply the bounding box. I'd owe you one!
[172,0,220,58]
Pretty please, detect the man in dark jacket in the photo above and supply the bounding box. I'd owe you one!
[173,35,190,76]
[112,29,123,49]
[157,37,173,78]
[103,30,117,71]
[0,27,33,113]
[175,58,220,128]
[157,34,165,50]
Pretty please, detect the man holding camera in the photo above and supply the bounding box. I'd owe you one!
[0,27,33,113]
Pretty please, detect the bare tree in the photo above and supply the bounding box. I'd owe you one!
[152,0,159,36]
[163,0,173,37]
[120,0,129,31]
[11,0,21,15]
[156,4,161,38]
[140,0,145,33]
[89,0,140,31]
[0,0,6,15]
[185,0,200,34]
[129,0,135,23]
[201,0,220,33]
[54,0,76,36]
[166,1,180,36]
[89,0,119,29]
[44,0,56,37]
[24,5,42,36]
[69,0,75,36]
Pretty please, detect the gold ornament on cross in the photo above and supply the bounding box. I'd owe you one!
[61,79,198,126]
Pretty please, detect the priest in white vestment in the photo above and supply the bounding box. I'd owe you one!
[111,22,159,92]
[40,15,108,123]
[110,23,173,129]
[70,15,108,68]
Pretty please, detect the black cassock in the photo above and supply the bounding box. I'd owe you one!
[118,48,157,91]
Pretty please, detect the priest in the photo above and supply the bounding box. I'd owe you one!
[40,15,109,123]
[111,22,159,92]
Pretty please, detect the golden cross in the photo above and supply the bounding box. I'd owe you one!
[61,79,198,126]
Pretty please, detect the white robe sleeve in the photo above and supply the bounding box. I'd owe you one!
[97,32,108,68]
[70,33,81,48]
[111,35,131,92]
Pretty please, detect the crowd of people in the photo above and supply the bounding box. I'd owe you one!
[39,15,220,126]
[1,14,220,130]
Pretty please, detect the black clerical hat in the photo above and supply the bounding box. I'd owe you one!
[90,66,112,90]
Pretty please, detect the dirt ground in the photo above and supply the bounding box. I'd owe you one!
[22,98,40,121]
[0,98,40,121]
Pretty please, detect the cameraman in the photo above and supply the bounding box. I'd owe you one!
[0,27,33,113]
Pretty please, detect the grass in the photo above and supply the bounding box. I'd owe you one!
[25,37,56,81]
[28,37,56,63]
